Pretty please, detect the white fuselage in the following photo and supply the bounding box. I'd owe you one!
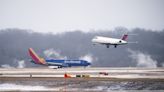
[92,36,127,45]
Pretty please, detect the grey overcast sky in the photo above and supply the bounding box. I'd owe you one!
[0,0,164,33]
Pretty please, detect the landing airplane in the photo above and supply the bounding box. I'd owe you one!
[92,34,128,48]
[28,48,91,68]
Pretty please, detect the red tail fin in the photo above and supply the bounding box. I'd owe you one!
[28,48,46,64]
[121,34,128,41]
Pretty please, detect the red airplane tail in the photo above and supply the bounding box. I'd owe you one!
[28,48,46,65]
[121,34,128,41]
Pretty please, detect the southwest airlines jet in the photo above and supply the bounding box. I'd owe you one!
[28,48,91,68]
[92,34,128,48]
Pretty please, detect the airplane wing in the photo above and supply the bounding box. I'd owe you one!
[46,61,63,66]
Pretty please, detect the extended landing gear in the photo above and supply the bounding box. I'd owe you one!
[106,45,109,48]
[106,45,117,48]
[58,66,62,68]
[114,45,117,48]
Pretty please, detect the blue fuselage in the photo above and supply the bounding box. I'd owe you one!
[45,59,91,67]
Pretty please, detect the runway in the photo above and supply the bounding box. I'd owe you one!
[1,67,164,91]
[1,67,164,80]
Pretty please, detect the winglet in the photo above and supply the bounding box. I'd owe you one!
[28,48,46,65]
[121,34,128,41]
